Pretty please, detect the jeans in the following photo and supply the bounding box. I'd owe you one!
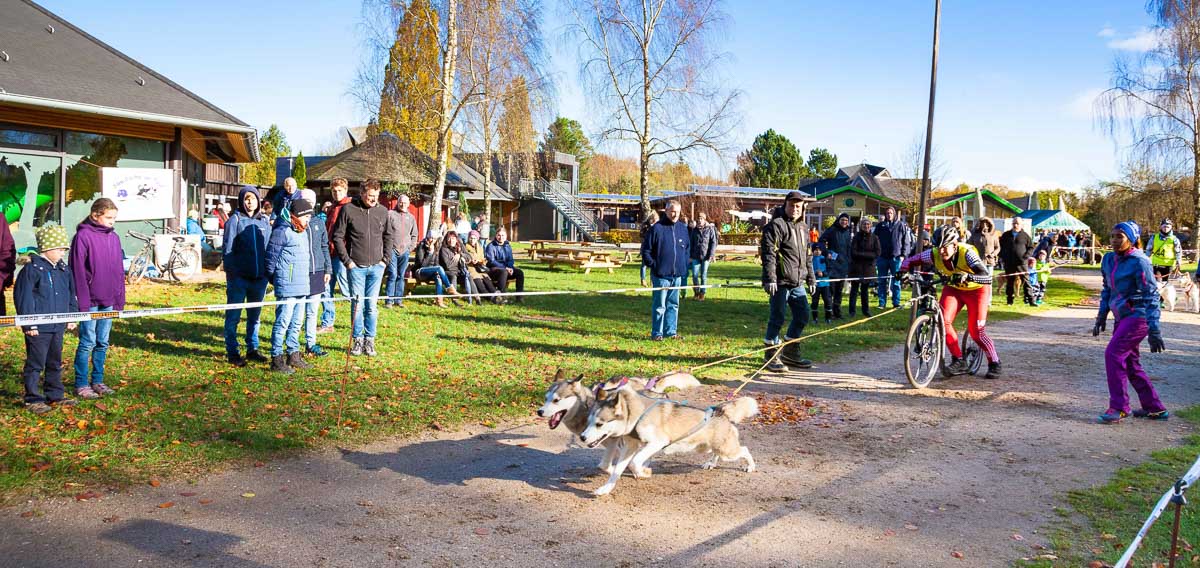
[271,296,305,356]
[385,251,411,306]
[74,305,113,388]
[349,263,386,338]
[765,286,810,342]
[650,275,683,338]
[224,276,269,356]
[321,258,348,327]
[24,331,64,404]
[304,291,322,349]
[415,266,452,295]
[690,259,711,292]
[875,256,903,307]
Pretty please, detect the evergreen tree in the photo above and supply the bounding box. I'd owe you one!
[540,116,593,158]
[293,152,307,188]
[736,129,804,189]
[377,0,442,155]
[805,147,838,179]
[241,124,290,187]
[499,77,537,153]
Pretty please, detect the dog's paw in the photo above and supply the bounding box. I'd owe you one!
[744,464,756,473]
[592,485,614,497]
[633,467,652,479]
[701,461,717,470]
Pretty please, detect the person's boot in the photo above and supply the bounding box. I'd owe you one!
[270,355,294,375]
[825,310,833,325]
[448,287,462,306]
[862,305,872,317]
[246,349,268,364]
[350,337,364,356]
[944,357,970,376]
[227,352,247,368]
[848,303,856,317]
[811,310,819,323]
[288,351,312,370]
[364,337,378,357]
[434,296,446,308]
[764,342,788,373]
[985,361,1002,380]
[779,339,812,369]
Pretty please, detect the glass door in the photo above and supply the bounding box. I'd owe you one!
[0,151,61,252]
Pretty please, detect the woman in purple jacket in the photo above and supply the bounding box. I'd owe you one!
[69,198,126,399]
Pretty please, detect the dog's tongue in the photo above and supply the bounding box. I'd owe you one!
[549,410,566,429]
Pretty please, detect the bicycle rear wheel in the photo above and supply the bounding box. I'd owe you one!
[960,333,985,376]
[126,254,149,284]
[169,247,201,282]
[904,313,943,389]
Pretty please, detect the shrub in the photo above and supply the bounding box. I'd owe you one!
[597,230,640,244]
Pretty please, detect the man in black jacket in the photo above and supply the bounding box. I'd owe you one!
[872,207,912,309]
[819,213,853,318]
[760,191,816,372]
[998,217,1033,305]
[332,179,394,356]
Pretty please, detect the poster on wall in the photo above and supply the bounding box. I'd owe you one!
[101,167,175,221]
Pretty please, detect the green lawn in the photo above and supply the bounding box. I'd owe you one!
[1020,407,1200,568]
[0,259,1090,499]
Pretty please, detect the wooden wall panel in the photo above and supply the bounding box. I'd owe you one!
[0,104,175,140]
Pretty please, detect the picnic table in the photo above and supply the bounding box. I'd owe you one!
[528,240,590,260]
[533,245,624,274]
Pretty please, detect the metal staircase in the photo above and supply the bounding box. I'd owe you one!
[535,181,608,241]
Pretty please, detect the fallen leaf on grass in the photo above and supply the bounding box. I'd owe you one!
[1100,533,1117,540]
[94,403,108,412]
[31,462,51,473]
[149,479,161,487]
[74,491,102,501]
[1087,561,1105,568]
[157,502,174,509]
[19,510,35,518]
[198,499,213,505]
[253,461,265,468]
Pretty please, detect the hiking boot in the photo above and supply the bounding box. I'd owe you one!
[434,297,446,308]
[1098,409,1127,424]
[764,343,788,373]
[306,345,329,358]
[779,340,813,369]
[1133,409,1170,420]
[863,307,872,317]
[76,387,100,400]
[985,361,1002,380]
[287,351,312,370]
[49,398,78,408]
[364,337,378,357]
[944,357,970,377]
[228,352,247,367]
[246,349,268,363]
[848,308,856,317]
[25,402,53,415]
[93,384,116,396]
[350,337,364,356]
[270,354,294,375]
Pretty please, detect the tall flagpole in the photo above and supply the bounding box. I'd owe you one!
[917,0,941,238]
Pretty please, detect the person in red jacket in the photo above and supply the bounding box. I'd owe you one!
[320,178,353,332]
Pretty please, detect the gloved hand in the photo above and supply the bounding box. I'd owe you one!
[1092,318,1106,337]
[950,273,969,286]
[1149,330,1166,353]
[764,282,778,296]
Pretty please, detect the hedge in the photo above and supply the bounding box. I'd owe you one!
[597,230,762,246]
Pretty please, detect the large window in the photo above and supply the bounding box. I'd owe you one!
[63,132,166,253]
[0,151,61,252]
[0,127,58,150]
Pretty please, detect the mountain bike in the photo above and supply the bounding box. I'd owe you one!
[902,273,983,389]
[126,230,201,283]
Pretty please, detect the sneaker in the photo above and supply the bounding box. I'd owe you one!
[76,387,100,400]
[944,357,970,376]
[93,384,116,396]
[364,337,378,357]
[350,337,364,356]
[667,335,683,341]
[306,345,329,357]
[1099,409,1128,424]
[1132,409,1170,420]
[316,326,335,335]
[246,349,269,363]
[825,318,832,325]
[985,361,1002,380]
[650,336,664,342]
[228,353,247,367]
[49,398,78,408]
[25,402,53,415]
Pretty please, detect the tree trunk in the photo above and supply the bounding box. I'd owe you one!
[1193,148,1199,236]
[431,0,458,234]
[484,150,493,222]
[638,4,652,219]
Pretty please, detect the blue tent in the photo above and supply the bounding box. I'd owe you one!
[1016,209,1090,231]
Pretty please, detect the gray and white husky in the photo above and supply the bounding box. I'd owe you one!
[579,384,759,496]
[537,369,701,474]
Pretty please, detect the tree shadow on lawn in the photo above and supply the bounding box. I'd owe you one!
[108,313,228,360]
[338,432,594,496]
[431,311,650,341]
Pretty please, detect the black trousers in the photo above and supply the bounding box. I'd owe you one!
[829,280,844,317]
[489,267,525,293]
[849,279,872,314]
[23,331,64,404]
[810,286,834,318]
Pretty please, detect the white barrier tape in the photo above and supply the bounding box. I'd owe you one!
[1114,454,1200,568]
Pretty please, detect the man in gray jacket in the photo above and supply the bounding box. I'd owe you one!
[385,194,419,307]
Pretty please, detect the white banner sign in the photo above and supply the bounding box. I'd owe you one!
[101,167,175,221]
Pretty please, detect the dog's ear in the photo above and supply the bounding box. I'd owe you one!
[552,368,564,382]
[571,374,584,384]
[615,388,631,418]
[594,383,610,401]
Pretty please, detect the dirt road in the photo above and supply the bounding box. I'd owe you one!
[2,272,1198,567]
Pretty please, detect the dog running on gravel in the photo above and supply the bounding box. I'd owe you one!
[1162,271,1200,313]
[579,384,759,496]
[537,369,701,475]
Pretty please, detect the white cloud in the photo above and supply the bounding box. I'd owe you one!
[1098,25,1117,38]
[1107,27,1166,52]
[1065,88,1106,120]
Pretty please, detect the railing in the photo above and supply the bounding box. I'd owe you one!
[534,181,605,241]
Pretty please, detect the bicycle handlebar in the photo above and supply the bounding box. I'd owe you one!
[127,231,152,243]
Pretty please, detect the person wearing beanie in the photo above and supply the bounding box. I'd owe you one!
[1146,218,1183,281]
[1095,220,1169,423]
[223,185,271,367]
[818,212,853,319]
[15,224,80,414]
[266,198,315,374]
[298,189,332,358]
[69,198,124,400]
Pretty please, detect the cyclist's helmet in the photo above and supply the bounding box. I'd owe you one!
[930,225,960,249]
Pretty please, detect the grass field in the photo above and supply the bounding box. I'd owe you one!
[0,258,1090,499]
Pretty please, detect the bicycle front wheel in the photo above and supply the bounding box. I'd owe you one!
[169,248,201,282]
[127,254,149,284]
[904,313,943,389]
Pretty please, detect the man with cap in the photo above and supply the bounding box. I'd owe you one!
[14,224,79,414]
[1146,218,1183,281]
[266,197,315,374]
[298,189,332,358]
[760,191,816,372]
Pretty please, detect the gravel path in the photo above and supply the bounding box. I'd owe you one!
[2,271,1197,567]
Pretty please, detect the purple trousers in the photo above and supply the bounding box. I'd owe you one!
[1105,317,1165,414]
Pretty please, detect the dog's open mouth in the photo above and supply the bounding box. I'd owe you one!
[586,433,610,448]
[548,410,567,429]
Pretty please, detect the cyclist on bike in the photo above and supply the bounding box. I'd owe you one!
[900,225,1003,379]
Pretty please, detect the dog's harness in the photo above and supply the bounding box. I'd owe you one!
[628,394,717,447]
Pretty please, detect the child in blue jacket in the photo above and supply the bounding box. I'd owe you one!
[810,243,834,324]
[266,198,314,374]
[14,224,79,414]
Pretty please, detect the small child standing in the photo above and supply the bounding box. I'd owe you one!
[266,198,314,374]
[1030,250,1051,306]
[15,224,79,414]
[810,243,834,324]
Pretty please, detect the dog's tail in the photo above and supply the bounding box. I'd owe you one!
[648,371,702,393]
[718,396,760,424]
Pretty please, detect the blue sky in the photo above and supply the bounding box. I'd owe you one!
[41,0,1156,191]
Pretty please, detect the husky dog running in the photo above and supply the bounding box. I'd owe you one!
[1175,271,1200,313]
[579,384,759,496]
[537,369,701,474]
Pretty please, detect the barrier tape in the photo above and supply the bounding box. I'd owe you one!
[1115,454,1200,567]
